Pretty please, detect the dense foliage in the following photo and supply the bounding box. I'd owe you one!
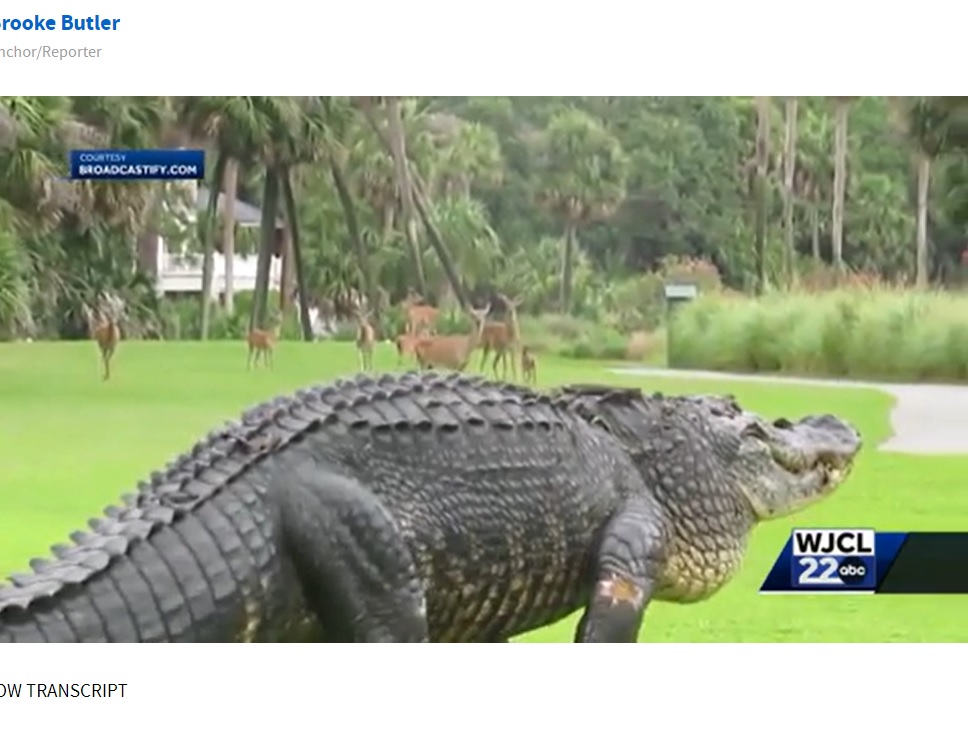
[1,95,966,343]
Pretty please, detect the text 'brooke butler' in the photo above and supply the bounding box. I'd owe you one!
[0,15,121,31]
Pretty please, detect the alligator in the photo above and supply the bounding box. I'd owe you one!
[0,371,862,643]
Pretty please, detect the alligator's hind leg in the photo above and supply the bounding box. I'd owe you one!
[274,452,429,642]
[574,498,667,643]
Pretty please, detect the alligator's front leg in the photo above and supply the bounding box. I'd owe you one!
[575,499,667,643]
[275,451,429,642]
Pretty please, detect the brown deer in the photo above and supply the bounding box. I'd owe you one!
[82,301,121,381]
[413,304,491,372]
[354,309,376,372]
[401,290,439,336]
[478,294,523,381]
[521,346,537,387]
[247,316,281,369]
[394,332,429,367]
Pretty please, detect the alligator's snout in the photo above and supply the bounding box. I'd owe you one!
[794,413,863,469]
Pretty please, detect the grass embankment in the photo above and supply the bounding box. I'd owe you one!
[1,340,966,641]
[670,288,968,382]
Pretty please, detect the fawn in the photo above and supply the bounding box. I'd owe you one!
[83,303,121,381]
[355,309,376,372]
[521,346,537,387]
[247,319,281,369]
[478,294,523,381]
[401,290,439,336]
[413,304,492,372]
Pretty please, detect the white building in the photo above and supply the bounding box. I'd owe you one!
[148,184,283,299]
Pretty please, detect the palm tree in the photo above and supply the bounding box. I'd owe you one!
[535,108,627,312]
[426,115,504,198]
[0,96,74,226]
[323,96,379,321]
[792,109,834,263]
[180,96,316,340]
[255,96,324,340]
[356,97,429,297]
[386,97,428,297]
[179,97,263,337]
[356,97,470,310]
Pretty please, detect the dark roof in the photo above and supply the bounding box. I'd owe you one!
[196,186,283,228]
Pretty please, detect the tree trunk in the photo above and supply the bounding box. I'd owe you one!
[831,100,851,274]
[328,155,378,322]
[200,153,228,339]
[559,223,575,313]
[135,229,160,281]
[136,183,165,281]
[250,169,279,333]
[782,97,799,285]
[382,203,395,242]
[280,170,313,341]
[381,98,428,296]
[279,227,294,312]
[811,203,821,260]
[916,153,931,288]
[221,158,238,315]
[754,96,771,295]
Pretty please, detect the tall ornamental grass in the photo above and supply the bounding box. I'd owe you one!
[669,289,968,381]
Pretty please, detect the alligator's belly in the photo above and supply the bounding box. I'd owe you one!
[418,547,592,642]
[655,541,747,603]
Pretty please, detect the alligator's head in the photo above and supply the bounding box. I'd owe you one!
[692,395,863,520]
[554,386,863,522]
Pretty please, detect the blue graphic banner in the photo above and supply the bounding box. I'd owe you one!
[69,149,205,181]
[761,530,909,593]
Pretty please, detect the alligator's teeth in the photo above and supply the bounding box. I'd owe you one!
[827,468,841,483]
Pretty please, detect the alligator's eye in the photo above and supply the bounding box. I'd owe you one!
[741,422,770,440]
[773,418,793,429]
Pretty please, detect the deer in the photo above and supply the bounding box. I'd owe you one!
[413,304,492,372]
[394,332,429,368]
[82,300,121,381]
[401,290,440,336]
[354,308,376,372]
[521,346,537,387]
[247,315,281,369]
[478,294,523,381]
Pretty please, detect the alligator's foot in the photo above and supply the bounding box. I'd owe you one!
[275,445,429,642]
[574,498,666,643]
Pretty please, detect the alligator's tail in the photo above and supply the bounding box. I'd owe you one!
[1,493,237,642]
[0,405,295,643]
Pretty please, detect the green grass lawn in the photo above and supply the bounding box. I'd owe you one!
[2,339,966,642]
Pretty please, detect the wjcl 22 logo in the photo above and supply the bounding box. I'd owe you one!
[790,529,877,590]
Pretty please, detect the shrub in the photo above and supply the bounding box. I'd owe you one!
[658,255,723,293]
[670,288,968,381]
[625,330,662,361]
[516,314,651,362]
[605,274,666,332]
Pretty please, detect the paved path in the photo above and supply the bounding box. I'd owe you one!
[609,367,968,456]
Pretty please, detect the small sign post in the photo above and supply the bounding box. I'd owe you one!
[663,283,698,367]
